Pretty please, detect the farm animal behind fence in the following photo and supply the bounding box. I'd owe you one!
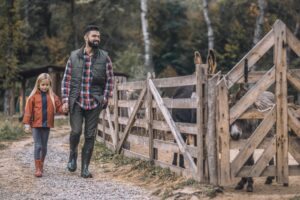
[230,89,275,192]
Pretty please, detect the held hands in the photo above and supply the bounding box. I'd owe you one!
[62,103,69,113]
[102,98,108,109]
[24,124,31,133]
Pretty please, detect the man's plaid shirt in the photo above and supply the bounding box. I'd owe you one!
[61,49,114,110]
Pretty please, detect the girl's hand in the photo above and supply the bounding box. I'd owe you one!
[24,124,31,133]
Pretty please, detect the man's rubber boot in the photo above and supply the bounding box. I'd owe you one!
[67,151,77,172]
[81,144,93,178]
[67,134,80,172]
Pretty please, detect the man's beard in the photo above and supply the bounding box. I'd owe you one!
[88,40,100,49]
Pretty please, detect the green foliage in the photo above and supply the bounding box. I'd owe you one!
[2,0,300,80]
[0,0,26,88]
[149,0,196,75]
[0,119,27,141]
[114,44,146,80]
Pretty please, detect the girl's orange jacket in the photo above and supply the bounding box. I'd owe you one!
[23,91,64,128]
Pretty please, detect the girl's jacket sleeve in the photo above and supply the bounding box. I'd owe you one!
[55,95,64,114]
[23,97,34,125]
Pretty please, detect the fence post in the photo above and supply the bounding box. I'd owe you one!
[146,72,154,162]
[114,79,119,149]
[196,63,206,182]
[216,79,230,186]
[206,72,220,185]
[274,20,289,186]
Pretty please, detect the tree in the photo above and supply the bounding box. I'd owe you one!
[202,0,214,50]
[0,0,25,115]
[140,0,154,73]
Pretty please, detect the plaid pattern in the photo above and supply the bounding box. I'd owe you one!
[61,49,114,110]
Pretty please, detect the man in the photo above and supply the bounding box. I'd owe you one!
[61,25,114,178]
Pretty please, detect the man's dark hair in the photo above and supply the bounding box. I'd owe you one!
[83,25,100,35]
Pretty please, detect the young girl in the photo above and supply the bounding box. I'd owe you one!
[23,73,64,177]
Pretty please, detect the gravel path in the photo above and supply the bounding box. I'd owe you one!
[0,126,156,200]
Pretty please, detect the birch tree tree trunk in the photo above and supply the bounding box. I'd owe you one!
[202,0,214,50]
[253,0,266,45]
[252,0,266,71]
[141,0,154,73]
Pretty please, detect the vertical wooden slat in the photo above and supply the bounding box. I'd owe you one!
[206,72,220,185]
[274,19,289,185]
[114,79,119,147]
[196,63,205,182]
[106,107,116,149]
[216,79,230,186]
[146,73,154,162]
[102,110,106,143]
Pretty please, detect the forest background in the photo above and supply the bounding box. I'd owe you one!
[0,0,300,114]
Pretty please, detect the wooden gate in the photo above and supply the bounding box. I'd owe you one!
[216,20,300,186]
[97,52,219,182]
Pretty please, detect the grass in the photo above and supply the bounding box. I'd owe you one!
[93,142,220,199]
[94,142,175,181]
[0,115,28,141]
[54,117,69,127]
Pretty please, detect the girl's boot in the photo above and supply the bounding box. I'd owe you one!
[41,157,45,173]
[35,160,42,177]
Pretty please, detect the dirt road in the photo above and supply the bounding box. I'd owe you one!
[1,125,300,200]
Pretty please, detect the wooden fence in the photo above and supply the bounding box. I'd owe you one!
[97,19,300,186]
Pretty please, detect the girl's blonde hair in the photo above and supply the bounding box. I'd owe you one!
[27,73,56,112]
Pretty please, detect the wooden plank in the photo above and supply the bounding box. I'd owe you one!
[125,134,198,157]
[289,137,300,164]
[223,29,274,89]
[159,98,197,109]
[122,149,150,161]
[146,73,154,162]
[111,115,197,135]
[236,69,300,84]
[114,80,119,148]
[196,64,205,182]
[206,72,220,185]
[231,107,276,176]
[229,67,275,124]
[148,79,198,174]
[238,165,300,177]
[116,87,147,153]
[248,136,276,177]
[118,98,197,109]
[117,80,145,90]
[288,109,300,138]
[154,160,185,176]
[230,137,272,150]
[152,74,196,88]
[286,26,300,58]
[216,79,231,186]
[239,108,268,119]
[287,70,300,92]
[238,166,276,177]
[101,110,106,144]
[274,19,289,185]
[106,107,116,149]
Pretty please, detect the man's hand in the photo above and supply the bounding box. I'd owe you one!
[62,103,69,113]
[102,98,108,109]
